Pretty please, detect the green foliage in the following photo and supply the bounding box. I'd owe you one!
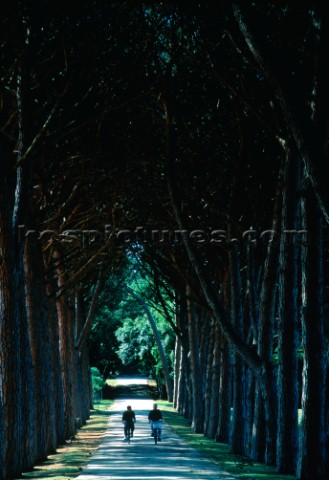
[88,256,175,382]
[115,315,154,374]
[114,292,175,378]
[91,367,105,395]
[88,304,122,378]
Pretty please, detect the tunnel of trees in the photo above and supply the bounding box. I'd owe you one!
[1,2,329,479]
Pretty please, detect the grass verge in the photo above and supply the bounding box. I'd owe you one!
[158,400,295,480]
[16,400,113,480]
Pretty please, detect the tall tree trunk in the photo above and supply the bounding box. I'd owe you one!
[46,279,66,445]
[0,216,24,479]
[297,187,327,480]
[247,241,259,342]
[216,274,232,444]
[276,150,300,473]
[53,249,76,438]
[68,295,79,432]
[173,335,182,410]
[19,252,35,473]
[245,367,255,457]
[205,318,220,438]
[325,365,329,472]
[204,317,216,436]
[24,241,47,464]
[216,333,231,443]
[250,380,266,461]
[178,347,190,418]
[75,269,104,351]
[173,292,181,409]
[0,17,35,476]
[81,344,93,416]
[199,309,210,433]
[175,291,190,418]
[256,166,283,465]
[245,240,258,458]
[74,286,89,427]
[74,285,95,424]
[228,230,246,455]
[186,285,204,432]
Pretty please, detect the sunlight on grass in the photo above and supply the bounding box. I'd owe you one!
[158,400,295,480]
[106,378,117,386]
[16,400,113,480]
[147,378,157,387]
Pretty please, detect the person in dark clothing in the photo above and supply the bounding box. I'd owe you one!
[148,403,162,439]
[122,405,136,439]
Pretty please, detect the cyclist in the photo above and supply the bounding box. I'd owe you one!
[122,405,136,440]
[148,403,162,441]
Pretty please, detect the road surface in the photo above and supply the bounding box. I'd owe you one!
[76,376,236,480]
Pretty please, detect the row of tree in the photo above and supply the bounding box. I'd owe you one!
[1,3,329,479]
[0,4,128,478]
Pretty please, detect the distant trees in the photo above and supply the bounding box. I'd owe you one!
[89,272,175,399]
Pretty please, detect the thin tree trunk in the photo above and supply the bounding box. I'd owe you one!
[53,249,76,438]
[46,279,66,445]
[204,317,215,436]
[176,292,190,418]
[276,150,300,473]
[75,268,104,351]
[297,187,327,480]
[245,241,258,459]
[173,336,182,409]
[186,285,204,432]
[228,228,246,455]
[74,286,91,421]
[245,368,255,457]
[173,293,181,408]
[24,241,49,463]
[250,380,266,461]
[205,319,220,438]
[256,166,283,465]
[247,240,259,343]
[74,286,84,426]
[178,346,189,418]
[216,333,231,443]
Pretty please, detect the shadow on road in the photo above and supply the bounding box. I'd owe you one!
[109,375,158,400]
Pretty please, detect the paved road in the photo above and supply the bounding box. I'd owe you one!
[76,377,236,480]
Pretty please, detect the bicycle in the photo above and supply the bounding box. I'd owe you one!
[151,420,162,445]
